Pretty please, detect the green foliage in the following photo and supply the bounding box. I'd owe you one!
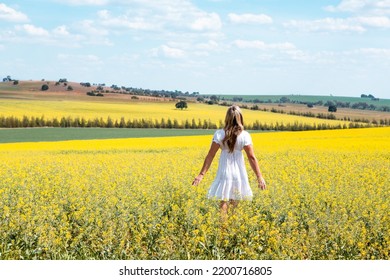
[175,101,188,110]
[41,84,49,91]
[328,105,337,112]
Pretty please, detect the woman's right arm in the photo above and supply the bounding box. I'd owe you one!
[192,142,220,186]
[244,144,266,190]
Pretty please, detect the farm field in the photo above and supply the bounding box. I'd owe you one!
[0,127,389,260]
[0,128,216,143]
[253,103,390,122]
[0,97,352,128]
[218,94,390,107]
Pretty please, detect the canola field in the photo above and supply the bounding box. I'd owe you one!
[0,98,349,128]
[0,127,389,260]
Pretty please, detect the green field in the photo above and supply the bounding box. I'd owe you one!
[0,128,219,143]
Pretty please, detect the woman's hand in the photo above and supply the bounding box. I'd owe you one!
[258,176,266,190]
[192,174,204,186]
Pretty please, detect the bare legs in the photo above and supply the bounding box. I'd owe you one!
[220,200,238,223]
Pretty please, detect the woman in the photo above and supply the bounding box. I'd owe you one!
[192,105,266,217]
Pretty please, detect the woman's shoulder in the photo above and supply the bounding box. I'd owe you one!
[240,130,252,146]
[240,130,250,137]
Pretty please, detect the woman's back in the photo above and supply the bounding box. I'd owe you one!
[212,129,252,152]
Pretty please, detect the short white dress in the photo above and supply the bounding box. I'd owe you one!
[207,129,253,201]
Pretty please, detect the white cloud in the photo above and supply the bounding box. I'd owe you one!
[228,13,273,24]
[9,23,105,47]
[55,0,109,5]
[285,15,390,32]
[16,24,50,36]
[81,1,224,36]
[58,54,103,64]
[0,3,29,22]
[79,20,109,36]
[325,0,369,12]
[356,16,390,27]
[284,18,366,32]
[153,45,186,59]
[97,9,157,30]
[325,0,390,15]
[351,47,390,58]
[196,40,219,51]
[53,25,70,36]
[190,12,222,31]
[233,40,296,51]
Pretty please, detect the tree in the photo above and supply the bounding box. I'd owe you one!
[41,84,49,91]
[175,101,188,110]
[210,95,219,103]
[279,96,290,103]
[328,105,337,112]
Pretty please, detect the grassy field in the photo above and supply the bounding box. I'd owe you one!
[0,128,217,143]
[218,94,390,107]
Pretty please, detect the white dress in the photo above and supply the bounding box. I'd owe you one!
[207,129,253,201]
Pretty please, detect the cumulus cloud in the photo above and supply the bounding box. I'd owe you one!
[16,24,50,36]
[52,25,70,36]
[79,19,109,36]
[196,40,219,51]
[190,12,222,31]
[325,0,390,15]
[55,0,109,5]
[233,40,296,51]
[228,13,273,24]
[0,3,29,22]
[83,0,224,36]
[351,47,390,58]
[356,16,390,27]
[152,45,186,59]
[284,15,390,32]
[96,9,158,30]
[284,18,366,32]
[58,53,103,64]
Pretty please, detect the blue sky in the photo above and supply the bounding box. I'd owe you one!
[1,0,389,98]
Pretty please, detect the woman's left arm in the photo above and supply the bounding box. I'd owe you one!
[244,144,266,190]
[192,142,220,186]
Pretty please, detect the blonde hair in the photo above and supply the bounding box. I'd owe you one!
[222,105,244,153]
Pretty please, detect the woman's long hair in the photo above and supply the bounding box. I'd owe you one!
[222,105,244,153]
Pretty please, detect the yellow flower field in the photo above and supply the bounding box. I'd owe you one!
[0,127,389,260]
[0,98,349,128]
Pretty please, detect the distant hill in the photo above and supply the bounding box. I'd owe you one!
[0,79,184,102]
[213,94,390,109]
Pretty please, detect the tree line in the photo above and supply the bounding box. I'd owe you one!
[0,115,384,131]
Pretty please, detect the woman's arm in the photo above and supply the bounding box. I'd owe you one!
[244,144,266,190]
[192,142,220,186]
